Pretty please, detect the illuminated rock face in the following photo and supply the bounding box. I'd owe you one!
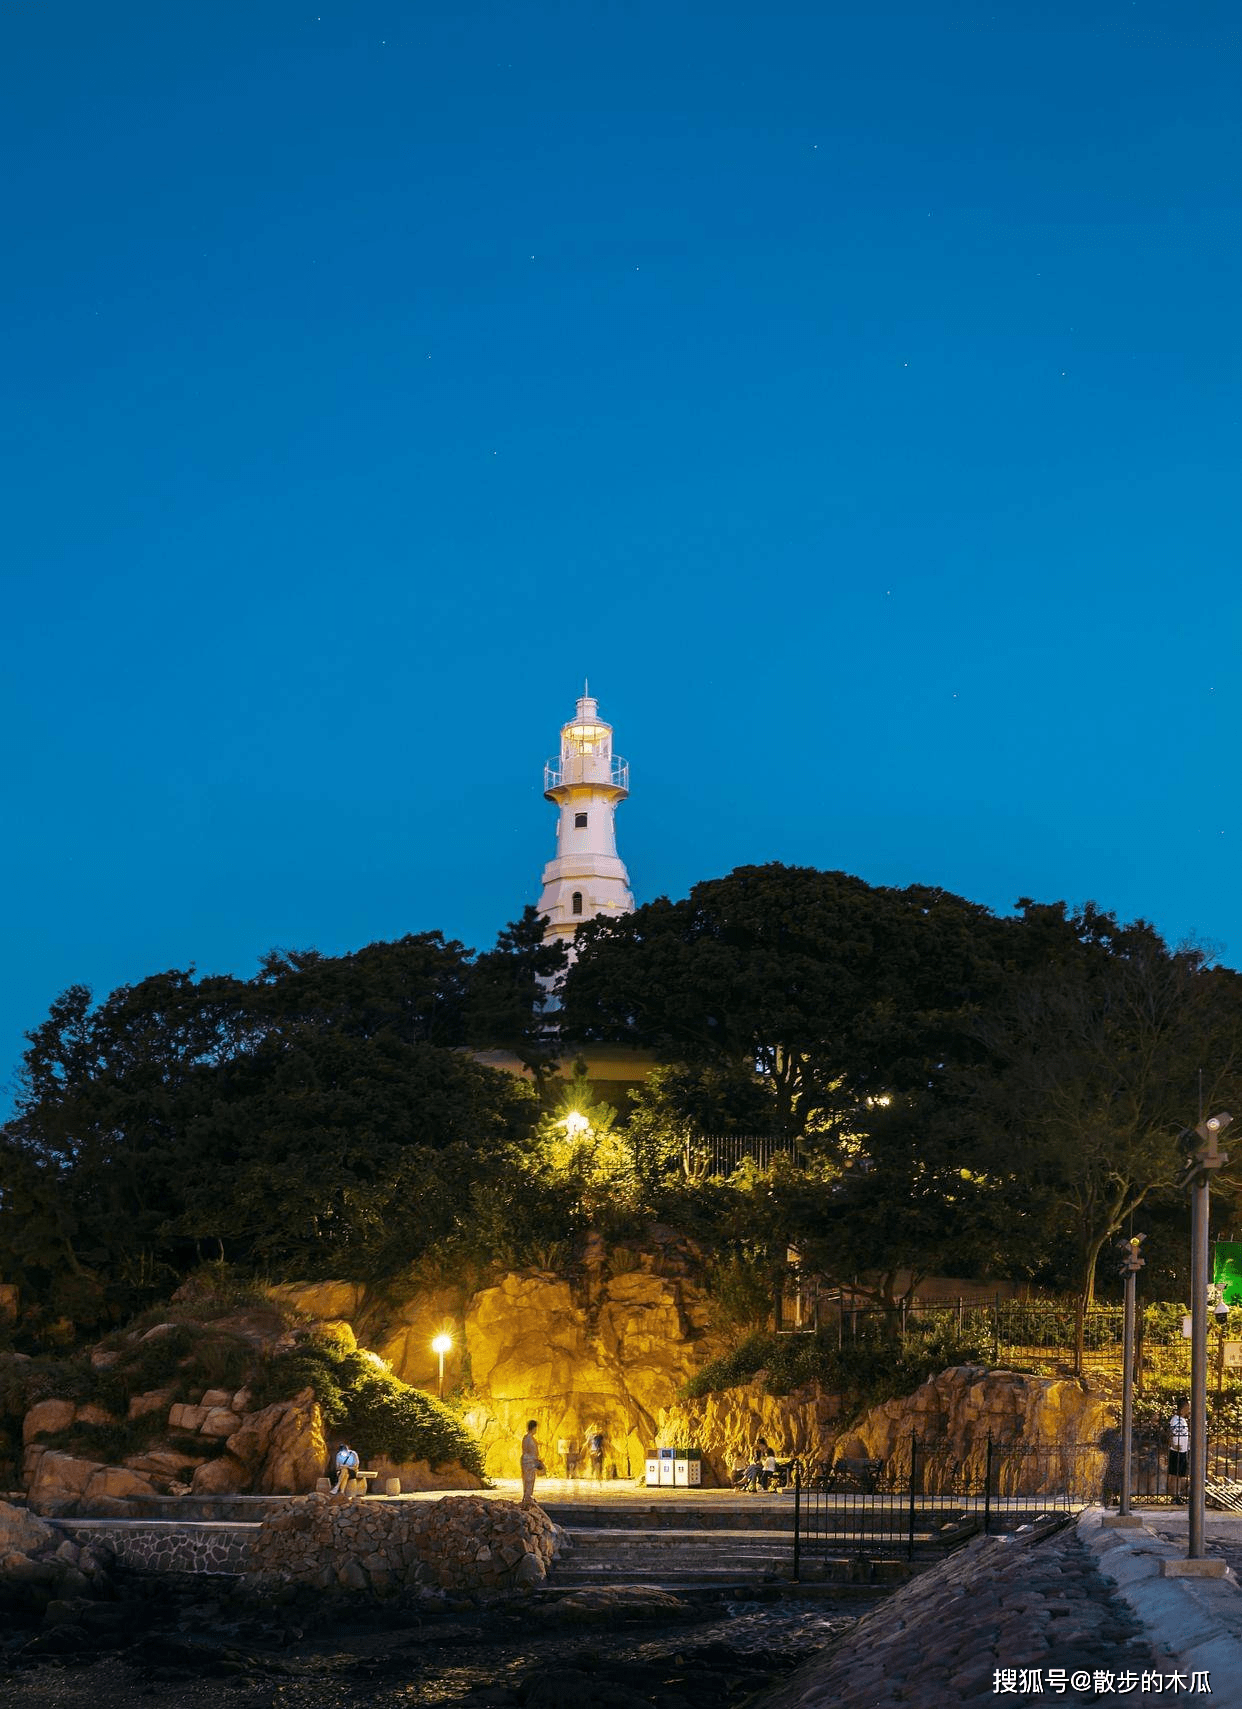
[459,1269,725,1481]
[537,691,634,948]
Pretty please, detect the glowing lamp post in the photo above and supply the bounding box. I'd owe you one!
[1177,1112,1231,1564]
[1117,1234,1145,1521]
[564,1110,589,1139]
[432,1333,453,1399]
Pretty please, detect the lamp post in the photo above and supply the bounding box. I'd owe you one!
[432,1332,453,1400]
[1210,1284,1230,1398]
[1117,1234,1145,1520]
[1179,1112,1231,1562]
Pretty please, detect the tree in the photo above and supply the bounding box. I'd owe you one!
[465,906,567,1086]
[563,864,1009,1144]
[962,905,1242,1359]
[0,932,535,1327]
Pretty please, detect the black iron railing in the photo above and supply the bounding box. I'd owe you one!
[790,1429,1242,1576]
[792,1434,1106,1573]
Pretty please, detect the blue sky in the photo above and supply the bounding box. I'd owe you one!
[1,1,1239,1100]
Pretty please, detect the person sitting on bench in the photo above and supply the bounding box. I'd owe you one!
[333,1441,360,1493]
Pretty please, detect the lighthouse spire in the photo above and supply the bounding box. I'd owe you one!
[536,688,633,947]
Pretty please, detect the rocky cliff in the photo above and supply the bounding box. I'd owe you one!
[657,1365,1113,1489]
[274,1262,728,1481]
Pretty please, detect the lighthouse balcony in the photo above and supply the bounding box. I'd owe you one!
[544,755,628,793]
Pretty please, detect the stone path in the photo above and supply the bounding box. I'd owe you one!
[1132,1505,1242,1578]
[756,1519,1163,1709]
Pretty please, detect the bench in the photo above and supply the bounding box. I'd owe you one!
[817,1457,885,1494]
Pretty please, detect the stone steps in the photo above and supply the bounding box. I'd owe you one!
[552,1526,794,1585]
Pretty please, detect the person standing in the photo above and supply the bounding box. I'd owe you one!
[588,1426,605,1481]
[520,1419,545,1509]
[1167,1397,1190,1503]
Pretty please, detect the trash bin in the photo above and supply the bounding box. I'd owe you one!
[658,1447,676,1487]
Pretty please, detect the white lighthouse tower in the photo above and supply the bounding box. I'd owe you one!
[537,687,634,947]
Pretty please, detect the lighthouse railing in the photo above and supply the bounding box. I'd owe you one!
[544,756,628,792]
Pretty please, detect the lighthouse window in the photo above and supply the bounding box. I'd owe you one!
[571,892,583,916]
[575,813,588,828]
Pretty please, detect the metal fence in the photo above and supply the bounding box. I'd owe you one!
[778,1292,1168,1375]
[790,1430,1242,1574]
[684,1134,802,1176]
[791,1434,1103,1571]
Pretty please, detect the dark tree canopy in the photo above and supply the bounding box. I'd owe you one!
[5,865,1242,1346]
[0,932,537,1326]
[562,864,1010,1140]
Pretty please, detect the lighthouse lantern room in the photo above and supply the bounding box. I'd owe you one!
[537,688,634,946]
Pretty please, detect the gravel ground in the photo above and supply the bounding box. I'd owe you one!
[0,1577,867,1709]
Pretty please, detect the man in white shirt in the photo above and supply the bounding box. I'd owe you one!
[520,1419,545,1510]
[1167,1398,1190,1503]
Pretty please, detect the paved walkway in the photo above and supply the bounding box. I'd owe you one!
[1129,1503,1242,1576]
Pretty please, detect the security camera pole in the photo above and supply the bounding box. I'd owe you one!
[1117,1234,1145,1519]
[1180,1113,1231,1561]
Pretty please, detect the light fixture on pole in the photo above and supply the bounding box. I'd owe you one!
[1177,1112,1231,1564]
[431,1332,453,1400]
[1117,1233,1145,1523]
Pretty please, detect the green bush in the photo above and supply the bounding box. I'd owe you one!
[251,1331,485,1479]
[681,1322,995,1412]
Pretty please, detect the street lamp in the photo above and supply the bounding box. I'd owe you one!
[564,1110,589,1138]
[432,1332,453,1399]
[1116,1234,1145,1523]
[1210,1284,1230,1397]
[1177,1112,1231,1564]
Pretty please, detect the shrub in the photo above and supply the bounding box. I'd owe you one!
[680,1322,996,1413]
[250,1332,485,1479]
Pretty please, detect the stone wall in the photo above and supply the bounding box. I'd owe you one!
[247,1492,565,1592]
[53,1518,254,1574]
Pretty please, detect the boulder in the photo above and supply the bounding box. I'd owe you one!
[28,1452,106,1505]
[83,1466,158,1503]
[267,1281,366,1321]
[0,1500,56,1558]
[0,1282,17,1325]
[123,1449,204,1481]
[227,1387,326,1493]
[127,1386,177,1422]
[658,1378,844,1486]
[367,1453,483,1493]
[190,1454,250,1495]
[832,1366,1113,1490]
[22,1399,75,1444]
[168,1403,207,1431]
[199,1407,243,1438]
[200,1389,233,1409]
[73,1403,116,1428]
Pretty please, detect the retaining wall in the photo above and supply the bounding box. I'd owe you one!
[51,1518,258,1574]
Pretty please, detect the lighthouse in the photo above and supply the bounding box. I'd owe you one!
[537,688,634,947]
